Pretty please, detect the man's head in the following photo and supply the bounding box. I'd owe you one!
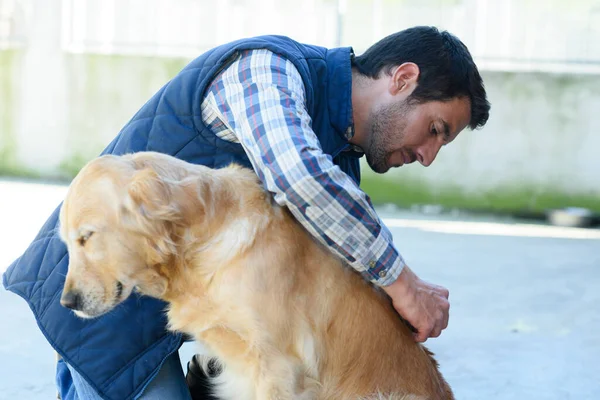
[350,26,490,173]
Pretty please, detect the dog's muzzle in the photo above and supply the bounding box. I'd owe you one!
[60,290,83,311]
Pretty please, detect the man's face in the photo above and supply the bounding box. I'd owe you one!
[363,95,471,173]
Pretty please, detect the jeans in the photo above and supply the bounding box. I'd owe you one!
[57,352,192,400]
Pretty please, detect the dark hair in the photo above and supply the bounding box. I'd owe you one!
[352,26,490,130]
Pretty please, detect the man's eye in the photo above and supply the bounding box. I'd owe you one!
[78,232,93,246]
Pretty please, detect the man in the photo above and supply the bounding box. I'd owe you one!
[3,26,489,400]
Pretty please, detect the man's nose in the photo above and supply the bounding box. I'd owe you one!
[60,290,83,311]
[417,141,442,167]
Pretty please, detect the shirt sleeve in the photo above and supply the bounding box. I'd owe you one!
[202,49,406,286]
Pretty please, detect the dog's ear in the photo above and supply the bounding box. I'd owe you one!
[121,168,185,263]
[134,268,168,298]
[125,168,183,223]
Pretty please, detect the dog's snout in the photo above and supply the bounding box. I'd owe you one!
[61,290,83,311]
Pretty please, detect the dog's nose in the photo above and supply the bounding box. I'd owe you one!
[60,290,82,310]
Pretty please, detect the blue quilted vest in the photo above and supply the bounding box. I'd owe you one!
[2,35,362,400]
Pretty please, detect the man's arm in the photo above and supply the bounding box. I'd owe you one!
[204,49,404,286]
[202,49,449,341]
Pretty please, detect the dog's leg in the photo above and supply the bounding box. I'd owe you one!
[200,327,318,400]
[254,355,319,400]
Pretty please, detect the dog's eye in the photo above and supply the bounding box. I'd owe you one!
[78,231,94,247]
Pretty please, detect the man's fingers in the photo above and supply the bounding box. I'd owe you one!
[387,271,450,343]
[432,285,450,299]
[441,287,450,299]
[439,295,450,327]
[412,297,450,342]
[414,323,443,342]
[442,302,450,330]
[414,331,429,343]
[413,319,435,343]
[430,326,442,338]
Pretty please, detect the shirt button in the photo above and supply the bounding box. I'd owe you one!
[368,261,376,268]
[378,270,387,278]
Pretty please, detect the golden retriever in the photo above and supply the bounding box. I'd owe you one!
[58,151,454,400]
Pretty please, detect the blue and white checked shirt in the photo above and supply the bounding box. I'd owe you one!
[200,49,406,286]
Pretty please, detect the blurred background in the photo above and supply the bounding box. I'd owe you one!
[1,0,599,399]
[1,0,599,214]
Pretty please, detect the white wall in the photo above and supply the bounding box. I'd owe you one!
[1,0,598,206]
[384,71,600,198]
[2,49,598,199]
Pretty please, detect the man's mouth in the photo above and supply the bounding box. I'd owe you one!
[403,150,416,165]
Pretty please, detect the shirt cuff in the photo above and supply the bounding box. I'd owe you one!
[355,232,406,286]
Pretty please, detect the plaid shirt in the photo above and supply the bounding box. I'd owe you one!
[200,49,406,286]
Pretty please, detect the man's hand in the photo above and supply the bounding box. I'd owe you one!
[382,265,450,343]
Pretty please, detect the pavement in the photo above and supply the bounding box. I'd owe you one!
[1,178,599,400]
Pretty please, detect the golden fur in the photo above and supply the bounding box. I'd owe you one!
[59,151,454,400]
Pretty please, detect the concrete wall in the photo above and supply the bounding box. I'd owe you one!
[0,49,19,174]
[0,47,188,177]
[2,50,597,211]
[0,0,598,212]
[363,71,600,212]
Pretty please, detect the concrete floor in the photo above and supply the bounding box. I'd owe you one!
[1,179,599,400]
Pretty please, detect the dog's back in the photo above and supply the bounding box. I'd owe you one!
[255,207,454,399]
[176,161,454,399]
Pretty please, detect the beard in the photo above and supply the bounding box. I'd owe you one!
[364,99,413,173]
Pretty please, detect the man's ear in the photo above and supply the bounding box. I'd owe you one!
[389,62,420,95]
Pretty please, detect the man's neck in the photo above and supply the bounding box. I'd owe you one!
[350,68,383,150]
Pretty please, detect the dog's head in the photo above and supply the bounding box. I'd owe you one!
[58,154,196,318]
